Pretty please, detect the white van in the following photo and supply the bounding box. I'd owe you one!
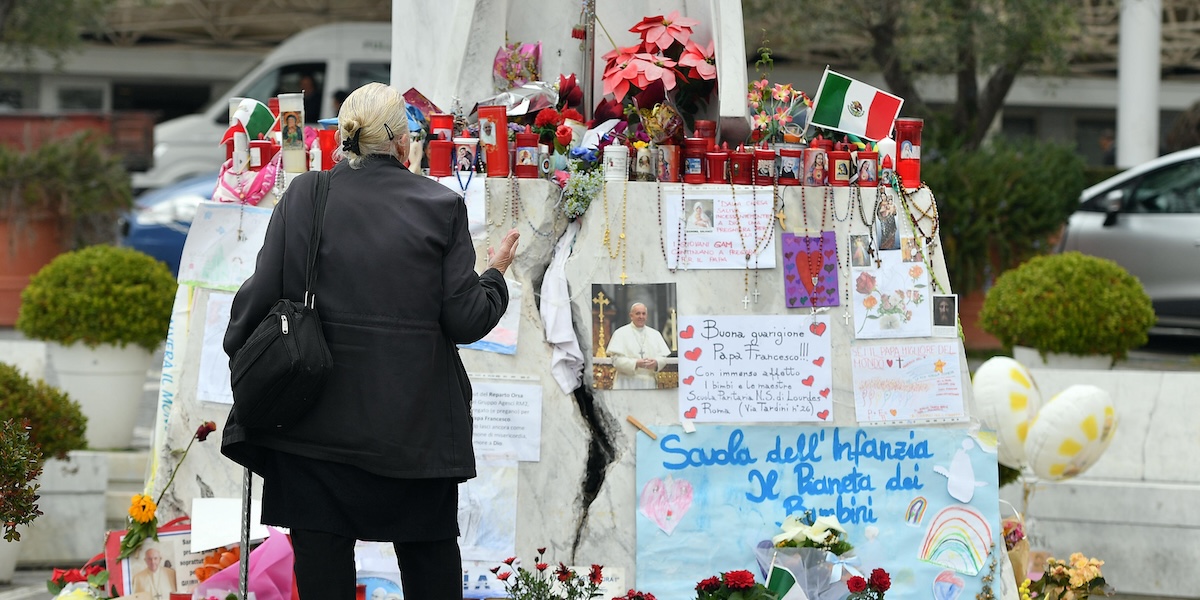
[131,22,390,192]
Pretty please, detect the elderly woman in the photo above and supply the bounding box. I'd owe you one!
[222,82,519,600]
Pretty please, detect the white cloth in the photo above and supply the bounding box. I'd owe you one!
[606,323,671,390]
[539,221,585,394]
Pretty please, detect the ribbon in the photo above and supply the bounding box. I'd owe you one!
[826,551,863,583]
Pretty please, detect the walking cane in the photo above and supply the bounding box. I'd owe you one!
[239,467,252,599]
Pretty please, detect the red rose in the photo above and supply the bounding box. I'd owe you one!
[555,125,573,147]
[84,564,104,577]
[723,570,755,590]
[856,271,877,294]
[497,571,511,581]
[589,564,603,585]
[696,576,721,592]
[847,576,868,593]
[63,569,88,583]
[870,568,891,592]
[196,420,217,441]
[51,568,69,584]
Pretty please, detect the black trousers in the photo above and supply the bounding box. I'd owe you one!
[291,528,464,600]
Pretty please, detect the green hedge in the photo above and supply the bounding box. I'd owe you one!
[923,139,1087,295]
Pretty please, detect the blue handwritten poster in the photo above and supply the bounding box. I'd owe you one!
[636,425,1000,600]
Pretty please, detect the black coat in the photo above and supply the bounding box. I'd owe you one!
[221,156,508,480]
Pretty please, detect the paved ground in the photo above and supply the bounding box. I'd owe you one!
[1,328,1195,599]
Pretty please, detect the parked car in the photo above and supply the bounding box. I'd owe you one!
[1057,146,1200,335]
[119,172,217,276]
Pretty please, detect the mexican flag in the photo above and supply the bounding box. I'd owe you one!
[767,562,809,600]
[807,67,904,141]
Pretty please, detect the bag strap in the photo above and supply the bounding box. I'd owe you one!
[303,170,331,307]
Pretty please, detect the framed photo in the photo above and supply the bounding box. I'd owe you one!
[105,518,204,597]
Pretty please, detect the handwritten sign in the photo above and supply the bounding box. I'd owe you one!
[664,184,777,270]
[178,202,273,291]
[850,342,966,424]
[460,280,521,355]
[677,316,833,422]
[469,381,542,461]
[636,425,999,600]
[196,292,234,404]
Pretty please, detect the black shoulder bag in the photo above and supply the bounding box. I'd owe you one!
[229,170,335,429]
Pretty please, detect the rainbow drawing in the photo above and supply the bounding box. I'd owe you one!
[918,505,994,576]
[905,496,928,527]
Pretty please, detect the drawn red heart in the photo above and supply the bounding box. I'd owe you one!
[795,250,824,294]
[784,251,794,259]
[786,274,796,282]
[817,409,830,420]
[682,375,695,385]
[887,359,894,367]
[684,407,698,419]
[819,388,830,398]
[684,348,702,361]
[802,375,815,386]
[813,356,825,367]
[815,286,825,295]
[680,325,694,339]
[809,322,827,336]
[825,249,835,258]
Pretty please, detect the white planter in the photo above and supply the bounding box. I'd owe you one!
[0,533,19,584]
[18,452,108,567]
[1012,345,1113,370]
[48,342,153,449]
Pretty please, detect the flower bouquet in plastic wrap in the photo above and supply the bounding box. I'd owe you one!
[754,511,859,600]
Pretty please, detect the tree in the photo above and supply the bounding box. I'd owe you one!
[0,0,114,66]
[1164,99,1200,153]
[743,0,1078,151]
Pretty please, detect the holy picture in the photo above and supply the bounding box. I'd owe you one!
[591,283,679,390]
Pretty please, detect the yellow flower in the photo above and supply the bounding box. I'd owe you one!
[633,141,649,149]
[129,494,157,524]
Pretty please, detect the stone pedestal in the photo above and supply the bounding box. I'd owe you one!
[18,451,109,567]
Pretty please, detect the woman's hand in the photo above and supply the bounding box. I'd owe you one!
[487,228,520,275]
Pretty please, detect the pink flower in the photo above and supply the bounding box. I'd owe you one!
[753,112,772,129]
[774,107,793,125]
[678,39,716,81]
[630,11,699,52]
[773,83,794,102]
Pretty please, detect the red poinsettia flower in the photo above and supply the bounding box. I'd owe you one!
[591,98,624,125]
[678,39,716,81]
[870,568,891,592]
[722,570,756,590]
[696,576,721,592]
[601,44,643,78]
[557,74,583,109]
[848,575,868,593]
[630,10,699,52]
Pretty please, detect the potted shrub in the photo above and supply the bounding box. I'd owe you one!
[979,251,1156,367]
[0,132,133,326]
[16,245,176,448]
[0,362,87,582]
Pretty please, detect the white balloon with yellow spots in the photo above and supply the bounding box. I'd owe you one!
[1024,384,1118,481]
[971,356,1042,468]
